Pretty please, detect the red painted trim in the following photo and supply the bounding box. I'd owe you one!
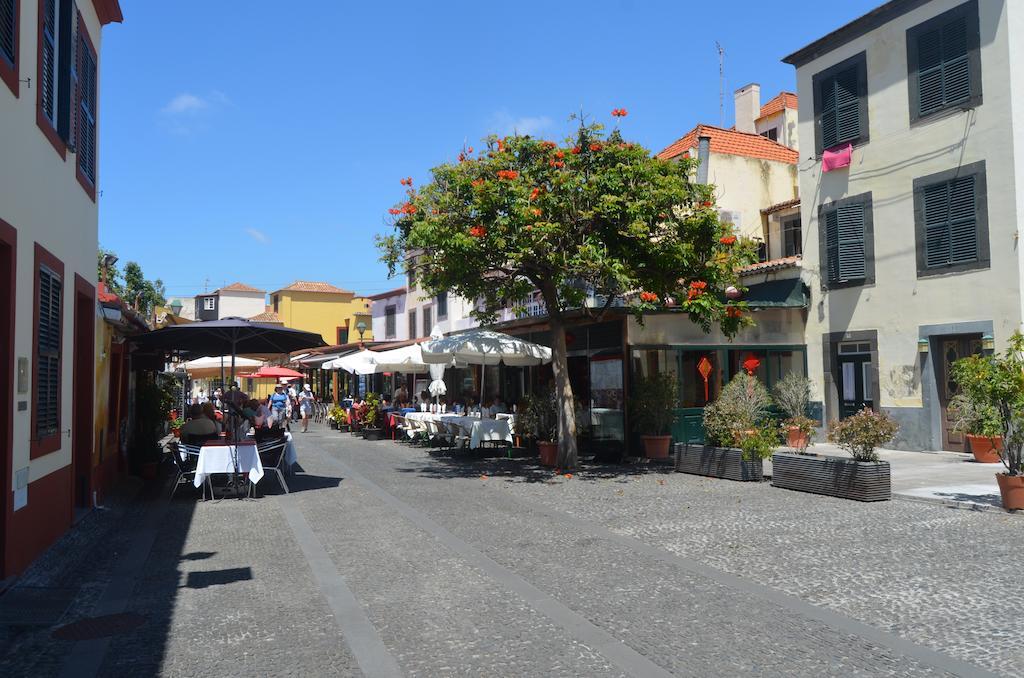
[72,274,94,509]
[35,0,67,160]
[0,0,19,97]
[31,242,65,459]
[0,220,16,579]
[91,0,123,26]
[74,12,96,202]
[4,464,72,575]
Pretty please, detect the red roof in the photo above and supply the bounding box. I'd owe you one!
[217,282,264,293]
[657,124,798,164]
[758,92,798,120]
[274,281,352,295]
[366,287,407,301]
[739,255,802,276]
[249,310,283,323]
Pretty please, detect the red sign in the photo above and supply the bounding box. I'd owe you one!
[742,354,761,375]
[697,356,713,401]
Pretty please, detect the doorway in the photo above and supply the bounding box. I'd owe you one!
[933,334,983,453]
[72,276,95,509]
[837,341,874,418]
[0,222,15,576]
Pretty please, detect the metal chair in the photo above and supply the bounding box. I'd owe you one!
[167,441,213,499]
[256,437,290,495]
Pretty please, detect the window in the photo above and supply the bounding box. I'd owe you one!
[272,295,279,313]
[408,309,417,339]
[36,0,80,155]
[436,291,448,319]
[907,1,981,123]
[336,327,349,345]
[782,216,802,257]
[76,22,97,192]
[33,245,63,457]
[812,52,868,154]
[819,192,874,288]
[422,306,432,336]
[203,296,215,311]
[0,0,18,95]
[914,161,989,276]
[760,128,778,142]
[384,305,396,339]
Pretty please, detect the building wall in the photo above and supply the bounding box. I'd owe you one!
[406,284,479,339]
[793,0,1019,449]
[273,291,374,344]
[194,294,218,321]
[371,291,408,342]
[707,153,798,243]
[217,290,265,319]
[756,108,800,151]
[765,206,802,260]
[0,1,108,575]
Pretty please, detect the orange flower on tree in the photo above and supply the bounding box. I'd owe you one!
[496,139,505,152]
[726,306,743,319]
[555,150,565,159]
[531,208,542,216]
[611,108,628,117]
[639,291,659,303]
[469,225,487,238]
[589,143,603,152]
[529,187,541,201]
[687,280,707,301]
[496,169,519,180]
[571,146,581,155]
[719,235,736,245]
[472,178,485,187]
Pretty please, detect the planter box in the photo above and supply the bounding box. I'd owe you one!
[771,452,890,502]
[363,427,384,441]
[674,443,763,482]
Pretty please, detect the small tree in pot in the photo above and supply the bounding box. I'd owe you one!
[827,407,898,462]
[950,333,1024,509]
[527,389,559,466]
[948,392,1002,463]
[703,373,772,448]
[773,372,815,453]
[362,393,385,441]
[629,373,678,459]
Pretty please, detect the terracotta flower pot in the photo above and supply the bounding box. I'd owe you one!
[966,435,1002,464]
[996,473,1024,510]
[364,427,384,441]
[641,435,672,459]
[786,426,809,451]
[538,441,558,467]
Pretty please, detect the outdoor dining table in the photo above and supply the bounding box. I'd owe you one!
[404,412,513,449]
[193,442,264,489]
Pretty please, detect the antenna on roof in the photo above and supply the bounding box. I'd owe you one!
[716,41,726,127]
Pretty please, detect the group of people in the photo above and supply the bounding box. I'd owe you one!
[268,381,317,432]
[180,379,319,443]
[390,384,511,417]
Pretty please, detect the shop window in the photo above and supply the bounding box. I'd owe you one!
[680,351,720,408]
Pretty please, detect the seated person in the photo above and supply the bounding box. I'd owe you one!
[243,398,272,429]
[180,403,218,445]
[200,402,223,432]
[492,396,508,415]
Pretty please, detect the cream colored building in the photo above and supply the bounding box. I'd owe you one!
[0,0,123,576]
[784,0,1021,451]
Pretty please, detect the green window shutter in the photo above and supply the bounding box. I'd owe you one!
[825,211,840,284]
[36,267,62,439]
[77,33,97,183]
[825,204,866,284]
[916,15,970,117]
[0,0,15,66]
[820,65,860,149]
[923,176,976,268]
[41,0,58,124]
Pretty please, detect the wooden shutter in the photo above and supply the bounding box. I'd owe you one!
[825,204,866,284]
[923,176,976,268]
[36,266,62,440]
[77,27,97,183]
[0,0,15,65]
[41,0,58,124]
[916,15,970,117]
[422,307,431,336]
[821,65,860,149]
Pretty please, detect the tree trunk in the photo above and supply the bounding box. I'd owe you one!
[547,312,578,469]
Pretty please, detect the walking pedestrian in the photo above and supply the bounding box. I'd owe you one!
[298,383,315,432]
[268,385,290,428]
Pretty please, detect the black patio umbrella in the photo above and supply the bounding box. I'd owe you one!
[132,316,327,383]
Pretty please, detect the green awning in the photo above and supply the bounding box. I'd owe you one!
[743,278,807,309]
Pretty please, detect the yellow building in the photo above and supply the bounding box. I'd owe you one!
[269,281,373,345]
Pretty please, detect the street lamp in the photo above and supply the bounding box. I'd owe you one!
[100,253,118,287]
[169,300,183,316]
[356,320,367,342]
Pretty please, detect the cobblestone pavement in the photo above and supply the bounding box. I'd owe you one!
[0,429,1019,677]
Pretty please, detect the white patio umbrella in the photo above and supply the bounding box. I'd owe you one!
[326,350,381,375]
[366,344,430,374]
[428,362,447,397]
[419,329,552,404]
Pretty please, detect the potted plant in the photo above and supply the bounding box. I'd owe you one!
[513,396,536,450]
[527,389,559,466]
[629,373,678,459]
[948,392,1002,463]
[773,372,815,452]
[827,407,899,463]
[327,405,347,431]
[738,424,781,463]
[169,417,185,438]
[361,392,385,441]
[950,334,1024,510]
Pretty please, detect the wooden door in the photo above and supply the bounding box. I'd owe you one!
[936,335,983,453]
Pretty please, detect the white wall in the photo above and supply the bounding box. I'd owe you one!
[0,2,106,489]
[707,153,798,243]
[371,292,408,341]
[218,291,266,319]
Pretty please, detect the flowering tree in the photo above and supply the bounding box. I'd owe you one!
[378,112,757,468]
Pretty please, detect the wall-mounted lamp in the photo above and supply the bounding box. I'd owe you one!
[917,339,930,354]
[982,334,995,352]
[356,320,367,342]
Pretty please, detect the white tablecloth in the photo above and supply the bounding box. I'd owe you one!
[283,431,298,466]
[403,413,512,449]
[194,444,264,487]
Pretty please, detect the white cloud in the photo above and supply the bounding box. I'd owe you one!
[489,110,554,137]
[245,228,269,244]
[162,93,208,115]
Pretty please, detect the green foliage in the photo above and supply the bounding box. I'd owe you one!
[97,249,166,318]
[328,405,348,424]
[773,372,811,420]
[947,392,1001,437]
[524,389,559,442]
[950,333,1024,475]
[362,392,384,428]
[827,408,898,462]
[629,373,678,435]
[738,425,781,462]
[702,374,773,447]
[169,417,185,429]
[133,375,171,466]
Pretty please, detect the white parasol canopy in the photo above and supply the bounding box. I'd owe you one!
[419,329,552,366]
[182,355,263,371]
[428,362,447,397]
[366,344,430,374]
[325,350,381,375]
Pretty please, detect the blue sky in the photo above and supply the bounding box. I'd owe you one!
[98,0,881,302]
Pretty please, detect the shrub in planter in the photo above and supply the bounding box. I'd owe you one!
[827,408,898,462]
[773,372,815,452]
[328,405,347,431]
[703,373,772,447]
[951,334,1024,509]
[362,393,385,441]
[738,424,781,462]
[948,392,1002,463]
[525,389,559,465]
[629,373,679,459]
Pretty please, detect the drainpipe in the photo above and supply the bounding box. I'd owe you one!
[696,135,711,184]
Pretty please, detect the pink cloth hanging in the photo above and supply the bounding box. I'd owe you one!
[822,142,853,172]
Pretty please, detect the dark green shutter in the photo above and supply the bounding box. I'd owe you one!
[0,0,15,65]
[77,33,97,183]
[826,204,866,284]
[923,175,976,268]
[36,268,62,440]
[916,15,970,117]
[820,65,860,149]
[41,0,57,123]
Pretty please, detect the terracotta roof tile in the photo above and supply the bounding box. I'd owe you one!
[761,198,801,215]
[217,282,264,293]
[657,124,798,165]
[275,281,352,294]
[739,255,802,276]
[366,287,408,301]
[757,92,798,120]
[249,310,283,323]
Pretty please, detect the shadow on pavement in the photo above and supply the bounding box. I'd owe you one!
[394,451,676,484]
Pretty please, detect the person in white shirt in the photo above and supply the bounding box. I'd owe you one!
[298,384,316,432]
[287,382,299,421]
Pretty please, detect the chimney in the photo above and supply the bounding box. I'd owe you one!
[734,83,760,134]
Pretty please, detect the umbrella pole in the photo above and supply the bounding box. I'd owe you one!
[480,365,485,414]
